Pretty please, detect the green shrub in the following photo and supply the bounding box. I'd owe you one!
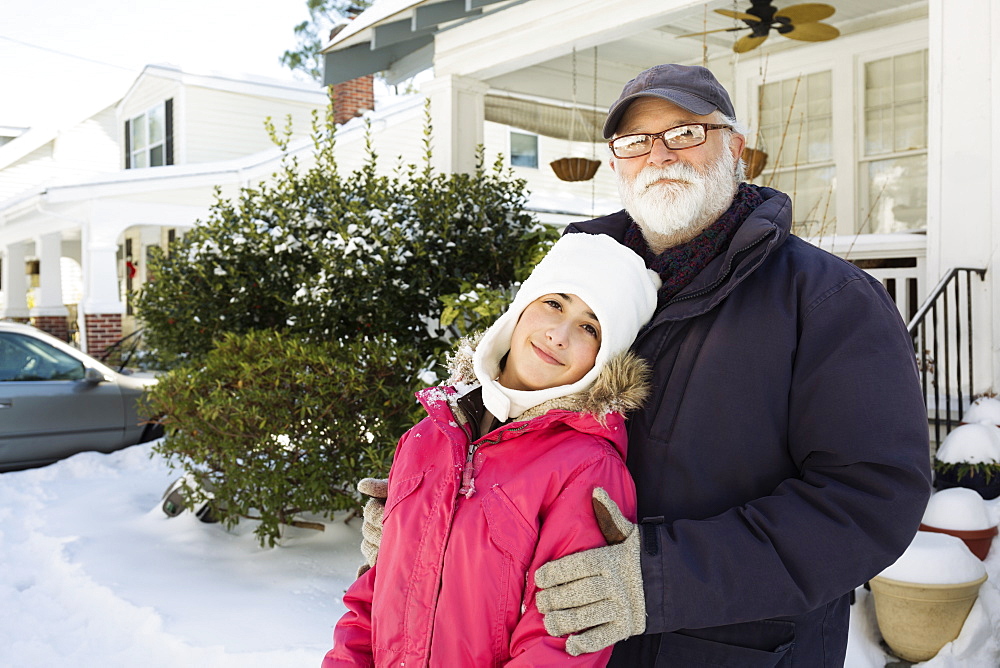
[139,106,559,544]
[933,460,1000,484]
[148,329,424,546]
[137,106,559,368]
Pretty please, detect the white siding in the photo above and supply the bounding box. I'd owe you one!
[183,86,325,164]
[331,99,427,175]
[483,121,621,221]
[120,76,181,122]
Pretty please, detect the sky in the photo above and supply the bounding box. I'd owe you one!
[1,0,322,129]
[0,440,998,666]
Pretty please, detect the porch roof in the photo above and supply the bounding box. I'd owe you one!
[321,0,928,94]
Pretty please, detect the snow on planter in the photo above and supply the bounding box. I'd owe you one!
[919,488,999,560]
[962,396,1000,427]
[879,531,986,585]
[922,488,996,531]
[935,423,1000,465]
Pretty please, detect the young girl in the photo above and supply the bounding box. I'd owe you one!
[324,233,660,667]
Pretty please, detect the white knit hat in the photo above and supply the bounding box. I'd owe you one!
[473,233,661,420]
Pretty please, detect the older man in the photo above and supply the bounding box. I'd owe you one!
[530,64,932,666]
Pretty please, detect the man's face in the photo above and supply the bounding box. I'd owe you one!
[610,97,745,251]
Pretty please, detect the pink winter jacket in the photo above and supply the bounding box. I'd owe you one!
[324,342,649,668]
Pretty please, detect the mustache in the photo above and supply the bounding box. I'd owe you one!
[634,163,703,189]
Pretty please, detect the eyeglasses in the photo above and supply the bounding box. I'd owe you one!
[608,123,733,158]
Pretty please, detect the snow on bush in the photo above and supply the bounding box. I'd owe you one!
[936,423,1000,465]
[964,397,1000,427]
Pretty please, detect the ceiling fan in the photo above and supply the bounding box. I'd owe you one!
[678,1,840,53]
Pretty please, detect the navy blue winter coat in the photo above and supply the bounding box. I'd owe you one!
[566,187,931,667]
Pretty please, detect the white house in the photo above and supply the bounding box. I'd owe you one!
[322,0,999,436]
[0,64,329,354]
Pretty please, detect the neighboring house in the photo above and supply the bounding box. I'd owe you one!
[321,0,1000,429]
[0,64,330,354]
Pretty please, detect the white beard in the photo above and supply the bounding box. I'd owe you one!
[617,146,739,253]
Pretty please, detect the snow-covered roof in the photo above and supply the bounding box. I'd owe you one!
[120,64,327,109]
[0,95,121,171]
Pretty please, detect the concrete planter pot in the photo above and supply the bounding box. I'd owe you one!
[870,573,988,663]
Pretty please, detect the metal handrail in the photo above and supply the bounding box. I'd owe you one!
[906,267,987,444]
[98,328,145,373]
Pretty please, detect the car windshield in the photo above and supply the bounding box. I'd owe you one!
[0,332,86,382]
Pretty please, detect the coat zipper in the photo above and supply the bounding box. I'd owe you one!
[459,422,529,498]
[427,415,528,665]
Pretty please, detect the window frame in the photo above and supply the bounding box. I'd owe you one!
[856,47,929,235]
[753,69,837,238]
[125,99,173,169]
[734,22,929,237]
[509,130,540,169]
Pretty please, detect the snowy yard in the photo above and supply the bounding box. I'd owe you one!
[1,442,998,667]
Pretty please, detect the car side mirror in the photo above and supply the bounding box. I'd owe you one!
[84,367,108,384]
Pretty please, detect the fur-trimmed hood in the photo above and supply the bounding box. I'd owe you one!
[443,332,652,424]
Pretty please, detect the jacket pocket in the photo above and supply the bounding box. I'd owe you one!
[481,485,539,665]
[382,470,425,523]
[655,621,795,667]
[481,485,538,568]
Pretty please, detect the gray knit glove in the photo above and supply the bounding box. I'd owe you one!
[534,487,646,656]
[356,477,388,578]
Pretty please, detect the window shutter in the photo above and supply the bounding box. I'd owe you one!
[124,119,131,169]
[165,98,174,166]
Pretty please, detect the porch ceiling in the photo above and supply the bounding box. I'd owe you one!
[323,0,927,140]
[324,0,927,93]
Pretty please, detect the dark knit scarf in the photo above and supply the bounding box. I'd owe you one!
[623,182,764,302]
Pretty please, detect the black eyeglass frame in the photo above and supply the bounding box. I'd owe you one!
[608,123,733,158]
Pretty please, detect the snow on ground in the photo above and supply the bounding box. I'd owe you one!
[0,443,357,667]
[1,441,998,667]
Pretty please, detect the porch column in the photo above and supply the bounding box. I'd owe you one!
[80,237,124,357]
[30,232,69,340]
[1,242,30,322]
[927,0,998,395]
[421,74,488,175]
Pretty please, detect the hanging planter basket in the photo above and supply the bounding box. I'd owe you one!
[741,147,768,180]
[551,157,601,182]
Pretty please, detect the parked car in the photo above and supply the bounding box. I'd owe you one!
[0,321,163,472]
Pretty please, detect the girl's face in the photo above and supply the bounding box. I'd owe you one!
[498,293,602,392]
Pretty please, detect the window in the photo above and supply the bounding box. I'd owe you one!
[0,333,85,382]
[125,99,173,169]
[510,131,539,168]
[757,71,835,237]
[860,50,928,233]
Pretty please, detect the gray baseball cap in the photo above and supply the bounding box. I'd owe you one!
[603,64,736,138]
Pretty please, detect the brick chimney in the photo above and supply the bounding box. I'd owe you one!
[332,75,375,125]
[328,15,375,126]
